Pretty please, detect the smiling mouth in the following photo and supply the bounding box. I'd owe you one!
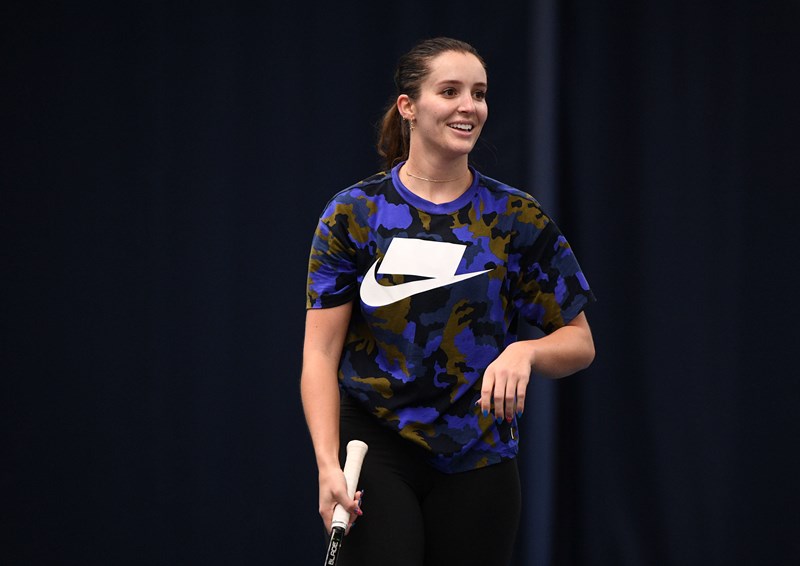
[448,123,474,132]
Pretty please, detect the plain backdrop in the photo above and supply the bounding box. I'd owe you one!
[4,1,798,565]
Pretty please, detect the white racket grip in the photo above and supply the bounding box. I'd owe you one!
[330,440,369,530]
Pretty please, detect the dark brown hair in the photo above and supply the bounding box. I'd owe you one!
[376,37,486,169]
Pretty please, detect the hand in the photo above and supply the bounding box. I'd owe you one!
[479,342,533,422]
[318,466,364,535]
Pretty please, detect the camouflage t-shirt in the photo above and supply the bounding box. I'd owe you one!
[306,163,595,473]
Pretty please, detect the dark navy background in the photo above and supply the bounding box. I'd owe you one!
[4,1,798,564]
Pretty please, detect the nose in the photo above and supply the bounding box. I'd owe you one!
[458,93,476,113]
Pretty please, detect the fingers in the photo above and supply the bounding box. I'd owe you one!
[351,489,364,519]
[321,508,334,534]
[479,372,494,418]
[480,366,529,421]
[515,380,527,417]
[493,372,508,421]
[345,490,364,535]
[496,373,517,422]
[481,367,514,421]
[322,489,364,535]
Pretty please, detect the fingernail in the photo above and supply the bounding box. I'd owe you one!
[516,410,523,418]
[483,410,488,417]
[506,415,513,423]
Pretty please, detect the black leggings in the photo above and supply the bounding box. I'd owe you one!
[336,395,521,566]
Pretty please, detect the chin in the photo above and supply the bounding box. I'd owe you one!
[449,142,479,157]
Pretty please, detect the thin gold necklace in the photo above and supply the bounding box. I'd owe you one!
[405,170,468,183]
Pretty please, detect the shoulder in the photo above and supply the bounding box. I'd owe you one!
[322,171,392,216]
[474,171,551,227]
[322,170,392,208]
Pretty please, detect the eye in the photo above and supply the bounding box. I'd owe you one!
[473,90,487,101]
[442,87,458,97]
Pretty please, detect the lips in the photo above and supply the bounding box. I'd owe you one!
[448,122,474,132]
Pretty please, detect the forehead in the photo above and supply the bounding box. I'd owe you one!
[425,51,487,85]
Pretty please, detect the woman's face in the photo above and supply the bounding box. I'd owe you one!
[402,51,488,162]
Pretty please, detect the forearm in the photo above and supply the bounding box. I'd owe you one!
[301,351,363,531]
[300,303,353,473]
[513,313,595,379]
[301,358,342,472]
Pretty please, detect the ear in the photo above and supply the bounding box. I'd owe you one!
[397,94,414,121]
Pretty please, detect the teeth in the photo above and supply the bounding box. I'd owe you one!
[450,123,473,131]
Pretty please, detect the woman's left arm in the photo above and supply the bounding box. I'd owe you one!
[479,312,595,422]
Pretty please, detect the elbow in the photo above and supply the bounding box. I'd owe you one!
[581,341,596,371]
[568,325,595,374]
[578,333,596,371]
[563,311,595,374]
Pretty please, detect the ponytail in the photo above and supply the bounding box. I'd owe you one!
[377,100,409,169]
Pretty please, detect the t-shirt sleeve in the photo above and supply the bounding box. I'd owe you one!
[305,196,361,309]
[512,218,596,334]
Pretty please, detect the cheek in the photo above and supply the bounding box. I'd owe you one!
[431,106,452,123]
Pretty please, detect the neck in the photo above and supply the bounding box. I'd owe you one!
[403,155,469,181]
[405,170,468,183]
[399,160,472,204]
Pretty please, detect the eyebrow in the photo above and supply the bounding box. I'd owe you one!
[436,79,488,88]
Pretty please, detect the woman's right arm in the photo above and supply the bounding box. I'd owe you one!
[300,301,361,532]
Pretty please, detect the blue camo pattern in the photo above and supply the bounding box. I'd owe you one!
[307,164,595,473]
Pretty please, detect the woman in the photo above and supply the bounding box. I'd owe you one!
[301,37,595,565]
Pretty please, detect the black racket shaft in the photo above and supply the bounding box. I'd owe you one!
[324,526,345,565]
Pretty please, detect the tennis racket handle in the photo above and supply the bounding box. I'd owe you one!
[330,440,368,530]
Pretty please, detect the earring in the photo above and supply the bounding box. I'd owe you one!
[408,118,415,132]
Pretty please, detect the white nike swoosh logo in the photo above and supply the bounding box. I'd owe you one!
[360,238,490,307]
